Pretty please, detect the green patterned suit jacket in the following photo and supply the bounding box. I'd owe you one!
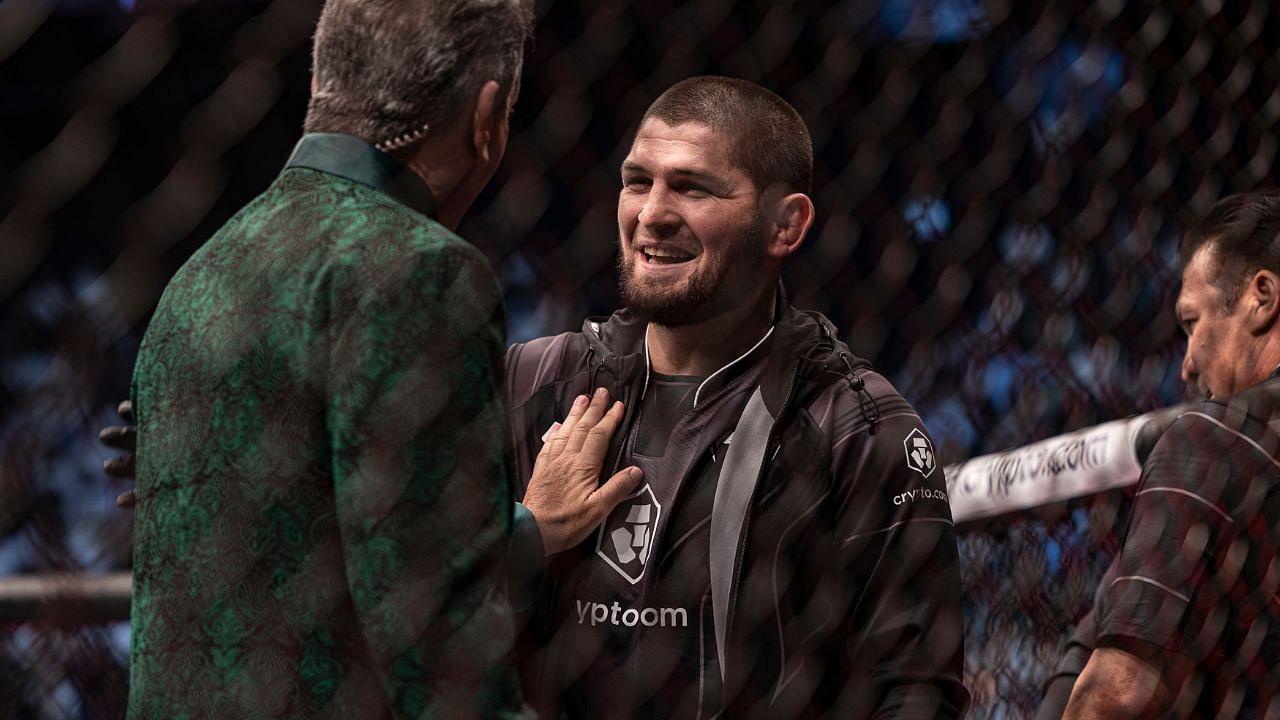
[129,134,529,719]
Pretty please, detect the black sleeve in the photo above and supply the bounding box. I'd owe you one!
[1036,599,1100,719]
[831,411,970,718]
[1037,554,1125,719]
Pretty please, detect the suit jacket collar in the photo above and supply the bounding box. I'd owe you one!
[284,133,437,218]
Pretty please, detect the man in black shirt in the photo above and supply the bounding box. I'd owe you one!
[1045,190,1280,719]
[506,76,967,719]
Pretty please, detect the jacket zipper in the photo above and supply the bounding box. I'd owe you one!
[587,339,635,480]
[583,323,624,476]
[607,377,636,478]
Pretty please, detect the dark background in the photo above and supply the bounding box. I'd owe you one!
[2,0,1277,716]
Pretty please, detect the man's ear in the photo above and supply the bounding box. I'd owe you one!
[1246,269,1280,334]
[764,191,815,261]
[470,79,503,165]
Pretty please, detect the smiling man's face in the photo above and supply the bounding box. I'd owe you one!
[616,119,768,326]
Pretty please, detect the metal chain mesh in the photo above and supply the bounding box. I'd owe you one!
[959,493,1129,717]
[3,0,1278,717]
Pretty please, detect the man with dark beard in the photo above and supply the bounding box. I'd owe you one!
[504,76,968,719]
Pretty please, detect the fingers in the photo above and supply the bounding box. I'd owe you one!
[103,455,135,479]
[580,401,624,459]
[117,400,134,422]
[589,466,645,518]
[99,425,136,452]
[567,389,611,453]
[542,422,562,443]
[542,389,620,459]
[543,395,589,458]
[557,393,591,438]
[116,489,136,509]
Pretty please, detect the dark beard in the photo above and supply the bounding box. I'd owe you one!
[617,219,766,327]
[618,255,721,326]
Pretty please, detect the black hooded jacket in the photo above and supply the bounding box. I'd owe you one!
[505,300,969,719]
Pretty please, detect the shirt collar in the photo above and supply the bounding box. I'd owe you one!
[283,133,437,218]
[641,323,775,408]
[638,290,784,406]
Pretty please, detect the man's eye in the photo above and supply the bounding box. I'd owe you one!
[623,178,651,190]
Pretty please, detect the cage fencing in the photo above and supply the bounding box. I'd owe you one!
[2,0,1279,717]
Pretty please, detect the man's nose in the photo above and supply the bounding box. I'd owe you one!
[638,187,678,234]
[1180,351,1195,384]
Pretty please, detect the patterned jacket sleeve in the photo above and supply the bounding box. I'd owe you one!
[826,379,969,718]
[325,239,529,719]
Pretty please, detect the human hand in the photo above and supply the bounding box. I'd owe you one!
[522,388,643,556]
[99,400,136,509]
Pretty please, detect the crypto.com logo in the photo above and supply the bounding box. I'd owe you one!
[596,484,661,584]
[904,428,937,478]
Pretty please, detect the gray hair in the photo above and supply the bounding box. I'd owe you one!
[305,0,534,153]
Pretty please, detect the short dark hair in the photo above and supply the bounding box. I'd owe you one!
[641,76,813,195]
[305,0,534,152]
[1180,189,1280,308]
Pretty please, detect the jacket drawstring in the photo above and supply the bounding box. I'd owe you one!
[585,346,600,388]
[839,351,879,436]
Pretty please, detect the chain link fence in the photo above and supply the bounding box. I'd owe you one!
[3,0,1278,716]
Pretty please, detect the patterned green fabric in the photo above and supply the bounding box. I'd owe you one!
[129,147,528,719]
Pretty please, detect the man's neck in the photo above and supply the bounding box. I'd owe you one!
[646,286,776,377]
[403,131,471,230]
[1250,335,1280,386]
